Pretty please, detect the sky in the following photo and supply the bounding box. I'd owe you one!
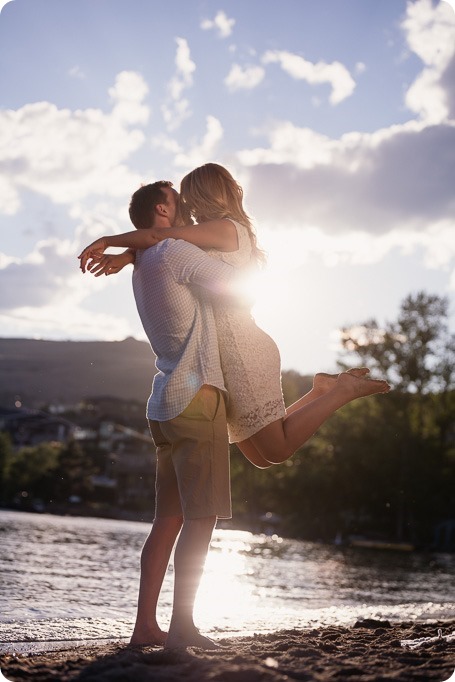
[0,0,454,376]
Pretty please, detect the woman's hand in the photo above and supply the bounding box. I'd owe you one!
[83,250,135,277]
[78,237,109,273]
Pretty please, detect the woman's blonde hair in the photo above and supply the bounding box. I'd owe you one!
[180,163,266,265]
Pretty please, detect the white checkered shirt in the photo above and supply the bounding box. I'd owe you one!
[132,238,235,421]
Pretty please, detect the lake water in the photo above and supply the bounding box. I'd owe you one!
[1,510,454,654]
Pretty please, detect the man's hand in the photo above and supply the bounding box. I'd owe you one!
[84,251,135,277]
[78,237,110,273]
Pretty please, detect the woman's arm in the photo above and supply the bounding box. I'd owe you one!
[78,219,238,272]
[78,231,157,273]
[84,249,136,277]
[158,219,238,252]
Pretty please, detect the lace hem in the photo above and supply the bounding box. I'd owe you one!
[228,397,285,443]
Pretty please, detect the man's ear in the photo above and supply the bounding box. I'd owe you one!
[156,203,168,217]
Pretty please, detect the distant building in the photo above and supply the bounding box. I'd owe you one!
[0,402,157,514]
[0,406,75,449]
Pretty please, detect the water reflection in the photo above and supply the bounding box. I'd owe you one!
[1,511,454,647]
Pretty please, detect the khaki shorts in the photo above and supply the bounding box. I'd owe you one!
[149,385,231,520]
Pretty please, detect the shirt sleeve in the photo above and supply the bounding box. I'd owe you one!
[164,239,237,295]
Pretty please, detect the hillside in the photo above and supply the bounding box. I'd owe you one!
[0,337,158,408]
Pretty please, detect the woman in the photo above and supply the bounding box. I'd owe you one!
[79,163,389,468]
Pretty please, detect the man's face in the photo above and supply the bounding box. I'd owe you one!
[161,186,179,225]
[174,196,193,227]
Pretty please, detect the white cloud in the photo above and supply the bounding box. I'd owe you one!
[201,10,235,38]
[109,71,150,124]
[0,173,20,215]
[68,65,86,80]
[0,0,14,13]
[419,219,455,269]
[0,207,136,339]
[0,237,87,312]
[161,38,196,131]
[174,115,224,169]
[238,122,336,168]
[237,118,455,240]
[224,63,265,92]
[403,0,454,66]
[0,73,149,213]
[402,0,455,122]
[0,302,132,342]
[151,133,183,155]
[262,49,356,104]
[174,37,196,83]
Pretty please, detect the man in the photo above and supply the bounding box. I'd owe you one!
[80,181,237,649]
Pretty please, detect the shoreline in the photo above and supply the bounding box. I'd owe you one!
[1,619,454,682]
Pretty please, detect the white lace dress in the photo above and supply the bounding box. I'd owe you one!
[207,220,286,443]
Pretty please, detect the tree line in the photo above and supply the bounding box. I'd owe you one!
[1,292,454,549]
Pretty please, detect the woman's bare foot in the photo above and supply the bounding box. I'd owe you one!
[336,372,390,399]
[313,367,370,395]
[165,626,220,650]
[129,625,167,647]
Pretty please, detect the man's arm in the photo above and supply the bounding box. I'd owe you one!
[166,240,247,299]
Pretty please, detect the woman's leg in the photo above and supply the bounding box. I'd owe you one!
[237,368,371,469]
[237,439,274,469]
[241,371,390,465]
[285,367,369,416]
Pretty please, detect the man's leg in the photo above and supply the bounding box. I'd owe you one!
[160,385,230,649]
[130,515,182,646]
[130,419,184,645]
[165,515,218,649]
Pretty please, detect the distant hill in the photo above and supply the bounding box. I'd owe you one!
[0,337,158,408]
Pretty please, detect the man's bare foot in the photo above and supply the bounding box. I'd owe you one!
[313,367,370,395]
[336,372,390,399]
[165,627,220,650]
[129,625,167,647]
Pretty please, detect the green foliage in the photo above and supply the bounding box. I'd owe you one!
[340,291,454,394]
[2,439,96,507]
[52,440,95,502]
[281,371,312,407]
[0,432,14,503]
[7,441,62,502]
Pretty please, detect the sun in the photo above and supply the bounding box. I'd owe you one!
[243,267,291,324]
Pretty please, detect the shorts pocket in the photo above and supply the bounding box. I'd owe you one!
[180,386,220,421]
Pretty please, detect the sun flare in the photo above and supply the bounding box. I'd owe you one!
[238,266,292,332]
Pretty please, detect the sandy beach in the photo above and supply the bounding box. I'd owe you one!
[1,619,454,682]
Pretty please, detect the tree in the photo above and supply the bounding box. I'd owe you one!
[7,442,62,505]
[53,439,94,503]
[337,291,455,544]
[340,292,454,395]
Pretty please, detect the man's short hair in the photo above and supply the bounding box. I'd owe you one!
[129,181,173,229]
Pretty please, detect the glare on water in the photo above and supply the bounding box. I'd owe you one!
[1,511,454,651]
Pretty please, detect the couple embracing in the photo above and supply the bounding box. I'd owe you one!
[79,163,389,649]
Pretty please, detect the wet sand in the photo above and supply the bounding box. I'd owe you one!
[1,619,454,681]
